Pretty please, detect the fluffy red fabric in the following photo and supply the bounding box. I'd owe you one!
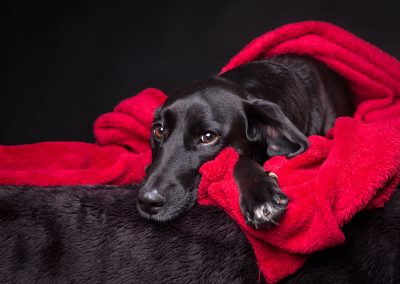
[0,88,165,186]
[199,21,400,282]
[1,21,400,283]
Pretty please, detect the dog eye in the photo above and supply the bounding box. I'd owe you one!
[153,125,165,139]
[200,131,218,145]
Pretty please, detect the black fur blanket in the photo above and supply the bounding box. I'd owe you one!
[0,185,399,283]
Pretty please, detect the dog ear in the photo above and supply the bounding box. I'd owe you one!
[244,98,309,158]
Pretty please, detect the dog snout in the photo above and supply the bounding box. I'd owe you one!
[138,189,165,215]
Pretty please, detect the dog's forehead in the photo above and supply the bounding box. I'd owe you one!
[163,87,241,120]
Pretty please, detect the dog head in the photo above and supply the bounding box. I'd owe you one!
[137,68,309,223]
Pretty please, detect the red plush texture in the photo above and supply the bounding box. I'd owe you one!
[198,21,400,282]
[0,88,166,186]
[1,21,400,283]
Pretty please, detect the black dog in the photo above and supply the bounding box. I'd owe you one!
[138,54,353,228]
[1,184,399,283]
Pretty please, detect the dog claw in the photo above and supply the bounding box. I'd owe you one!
[243,203,286,229]
[244,212,252,224]
[273,194,289,206]
[268,218,279,226]
[255,205,268,219]
[239,178,289,229]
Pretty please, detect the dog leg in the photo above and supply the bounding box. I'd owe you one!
[234,156,288,229]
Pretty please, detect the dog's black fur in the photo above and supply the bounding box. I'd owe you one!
[0,184,400,283]
[138,54,353,228]
[0,185,259,283]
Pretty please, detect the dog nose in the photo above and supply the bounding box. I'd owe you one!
[138,190,165,215]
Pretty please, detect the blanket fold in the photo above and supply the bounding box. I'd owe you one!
[199,21,400,282]
[0,88,166,186]
[1,21,400,283]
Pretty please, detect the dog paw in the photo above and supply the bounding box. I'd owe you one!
[240,182,288,229]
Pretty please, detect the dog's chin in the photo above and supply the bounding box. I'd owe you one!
[137,191,198,224]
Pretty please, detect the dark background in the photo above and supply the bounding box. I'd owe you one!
[2,1,399,145]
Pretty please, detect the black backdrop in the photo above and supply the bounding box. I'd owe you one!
[2,1,399,144]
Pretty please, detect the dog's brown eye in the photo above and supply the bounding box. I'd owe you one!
[153,125,165,139]
[201,131,218,145]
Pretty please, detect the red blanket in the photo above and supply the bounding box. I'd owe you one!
[1,21,400,283]
[0,88,165,186]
